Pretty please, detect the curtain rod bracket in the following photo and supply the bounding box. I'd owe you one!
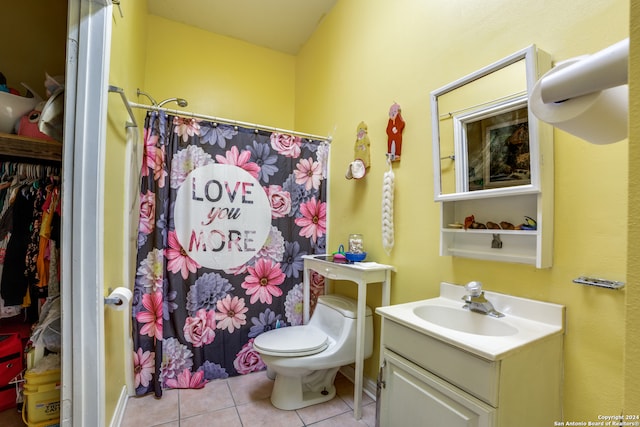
[108,85,138,128]
[111,0,124,18]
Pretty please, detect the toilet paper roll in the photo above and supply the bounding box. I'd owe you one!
[530,59,628,145]
[106,287,133,311]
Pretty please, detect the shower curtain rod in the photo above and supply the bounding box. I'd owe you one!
[128,101,332,142]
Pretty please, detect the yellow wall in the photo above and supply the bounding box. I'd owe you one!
[104,8,297,424]
[296,0,630,420]
[2,1,66,99]
[104,0,149,422]
[626,1,640,415]
[142,15,296,127]
[102,0,637,422]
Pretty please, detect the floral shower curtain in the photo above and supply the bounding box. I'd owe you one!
[132,111,329,397]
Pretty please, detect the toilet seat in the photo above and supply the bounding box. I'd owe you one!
[253,325,329,357]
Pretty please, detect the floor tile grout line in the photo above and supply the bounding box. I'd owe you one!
[177,388,181,426]
[225,378,238,408]
[225,379,246,426]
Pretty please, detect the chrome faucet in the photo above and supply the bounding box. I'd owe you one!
[461,281,504,318]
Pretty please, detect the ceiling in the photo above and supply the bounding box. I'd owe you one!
[147,0,339,55]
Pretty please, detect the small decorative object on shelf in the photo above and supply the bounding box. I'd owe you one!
[332,244,347,264]
[462,214,536,231]
[349,233,364,254]
[520,216,537,230]
[500,221,515,230]
[491,234,503,249]
[346,233,366,262]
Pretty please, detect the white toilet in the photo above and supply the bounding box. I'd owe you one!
[253,294,373,410]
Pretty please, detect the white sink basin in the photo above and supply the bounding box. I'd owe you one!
[376,282,565,360]
[412,305,518,336]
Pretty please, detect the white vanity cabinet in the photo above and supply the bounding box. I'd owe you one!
[381,349,494,427]
[377,316,563,427]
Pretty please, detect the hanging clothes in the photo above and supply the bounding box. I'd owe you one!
[0,162,61,320]
[1,184,39,306]
[36,184,61,289]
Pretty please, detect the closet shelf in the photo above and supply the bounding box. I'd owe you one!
[0,132,62,162]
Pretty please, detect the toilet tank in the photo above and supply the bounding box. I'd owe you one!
[309,294,372,341]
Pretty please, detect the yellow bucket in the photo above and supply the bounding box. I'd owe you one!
[22,369,61,425]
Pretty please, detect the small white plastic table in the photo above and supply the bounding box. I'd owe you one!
[302,255,394,420]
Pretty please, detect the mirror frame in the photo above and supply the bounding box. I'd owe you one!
[431,45,542,201]
[453,96,530,193]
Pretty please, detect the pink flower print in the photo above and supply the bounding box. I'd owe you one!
[233,339,266,375]
[215,146,261,179]
[141,127,158,178]
[165,231,200,279]
[142,129,168,187]
[138,190,156,235]
[215,295,248,333]
[294,158,322,191]
[241,258,285,304]
[165,368,206,389]
[310,271,326,297]
[136,291,163,341]
[183,309,216,347]
[294,197,326,243]
[264,185,292,219]
[152,144,168,188]
[133,347,155,388]
[173,117,201,142]
[270,133,302,158]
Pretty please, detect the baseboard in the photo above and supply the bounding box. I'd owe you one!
[339,365,377,401]
[109,386,129,427]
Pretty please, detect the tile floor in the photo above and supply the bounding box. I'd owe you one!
[0,370,376,426]
[120,370,377,427]
[0,370,377,426]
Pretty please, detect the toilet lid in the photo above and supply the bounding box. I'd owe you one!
[253,325,329,357]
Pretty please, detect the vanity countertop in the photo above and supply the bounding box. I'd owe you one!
[376,282,565,360]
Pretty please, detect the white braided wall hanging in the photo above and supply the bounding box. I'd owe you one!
[382,158,395,255]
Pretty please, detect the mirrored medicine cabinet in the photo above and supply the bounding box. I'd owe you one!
[430,45,555,268]
[432,45,549,201]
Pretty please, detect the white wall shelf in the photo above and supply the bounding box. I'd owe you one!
[440,192,552,268]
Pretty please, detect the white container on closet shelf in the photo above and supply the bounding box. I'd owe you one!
[0,86,42,133]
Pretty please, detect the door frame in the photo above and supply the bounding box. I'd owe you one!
[62,0,111,425]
